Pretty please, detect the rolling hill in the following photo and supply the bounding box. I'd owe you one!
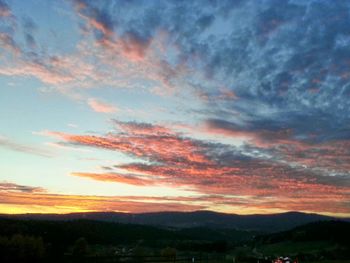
[1,210,348,232]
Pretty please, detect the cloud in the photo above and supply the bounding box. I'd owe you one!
[0,0,188,98]
[66,0,350,143]
[1,181,349,216]
[0,54,99,87]
[0,0,11,18]
[22,16,37,49]
[0,0,19,55]
[63,121,210,166]
[87,98,118,113]
[2,0,350,115]
[46,120,350,215]
[0,182,44,193]
[70,0,350,146]
[0,182,205,214]
[0,135,52,157]
[71,172,155,186]
[114,120,174,136]
[72,0,152,61]
[0,32,20,54]
[2,0,350,216]
[203,118,350,175]
[72,0,115,41]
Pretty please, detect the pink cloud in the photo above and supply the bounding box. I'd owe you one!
[43,121,350,215]
[71,172,155,186]
[87,98,117,113]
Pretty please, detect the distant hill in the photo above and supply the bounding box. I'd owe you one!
[1,210,348,232]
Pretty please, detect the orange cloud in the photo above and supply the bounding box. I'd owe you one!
[0,190,204,214]
[49,122,210,167]
[71,172,155,186]
[0,182,349,216]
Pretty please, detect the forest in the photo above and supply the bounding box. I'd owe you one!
[0,218,349,263]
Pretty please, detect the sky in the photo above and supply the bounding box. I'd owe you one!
[0,0,349,217]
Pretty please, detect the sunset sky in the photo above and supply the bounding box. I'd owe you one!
[1,0,349,217]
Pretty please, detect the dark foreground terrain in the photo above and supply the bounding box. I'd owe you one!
[0,212,349,263]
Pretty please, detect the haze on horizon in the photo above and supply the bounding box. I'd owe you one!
[0,0,349,217]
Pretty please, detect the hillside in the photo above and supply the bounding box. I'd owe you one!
[0,217,257,245]
[252,221,350,261]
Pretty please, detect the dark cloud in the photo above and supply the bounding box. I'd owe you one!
[0,182,44,193]
[73,0,115,40]
[70,0,350,144]
[198,0,350,143]
[205,117,350,177]
[22,16,37,49]
[0,2,38,54]
[196,14,215,30]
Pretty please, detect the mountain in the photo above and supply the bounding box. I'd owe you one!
[0,210,348,232]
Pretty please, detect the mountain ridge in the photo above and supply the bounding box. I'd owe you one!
[1,210,348,232]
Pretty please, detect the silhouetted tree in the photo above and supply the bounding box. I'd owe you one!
[72,237,89,256]
[161,246,177,259]
[0,234,45,263]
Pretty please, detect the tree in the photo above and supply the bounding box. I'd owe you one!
[0,234,45,263]
[72,237,89,257]
[161,247,177,259]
